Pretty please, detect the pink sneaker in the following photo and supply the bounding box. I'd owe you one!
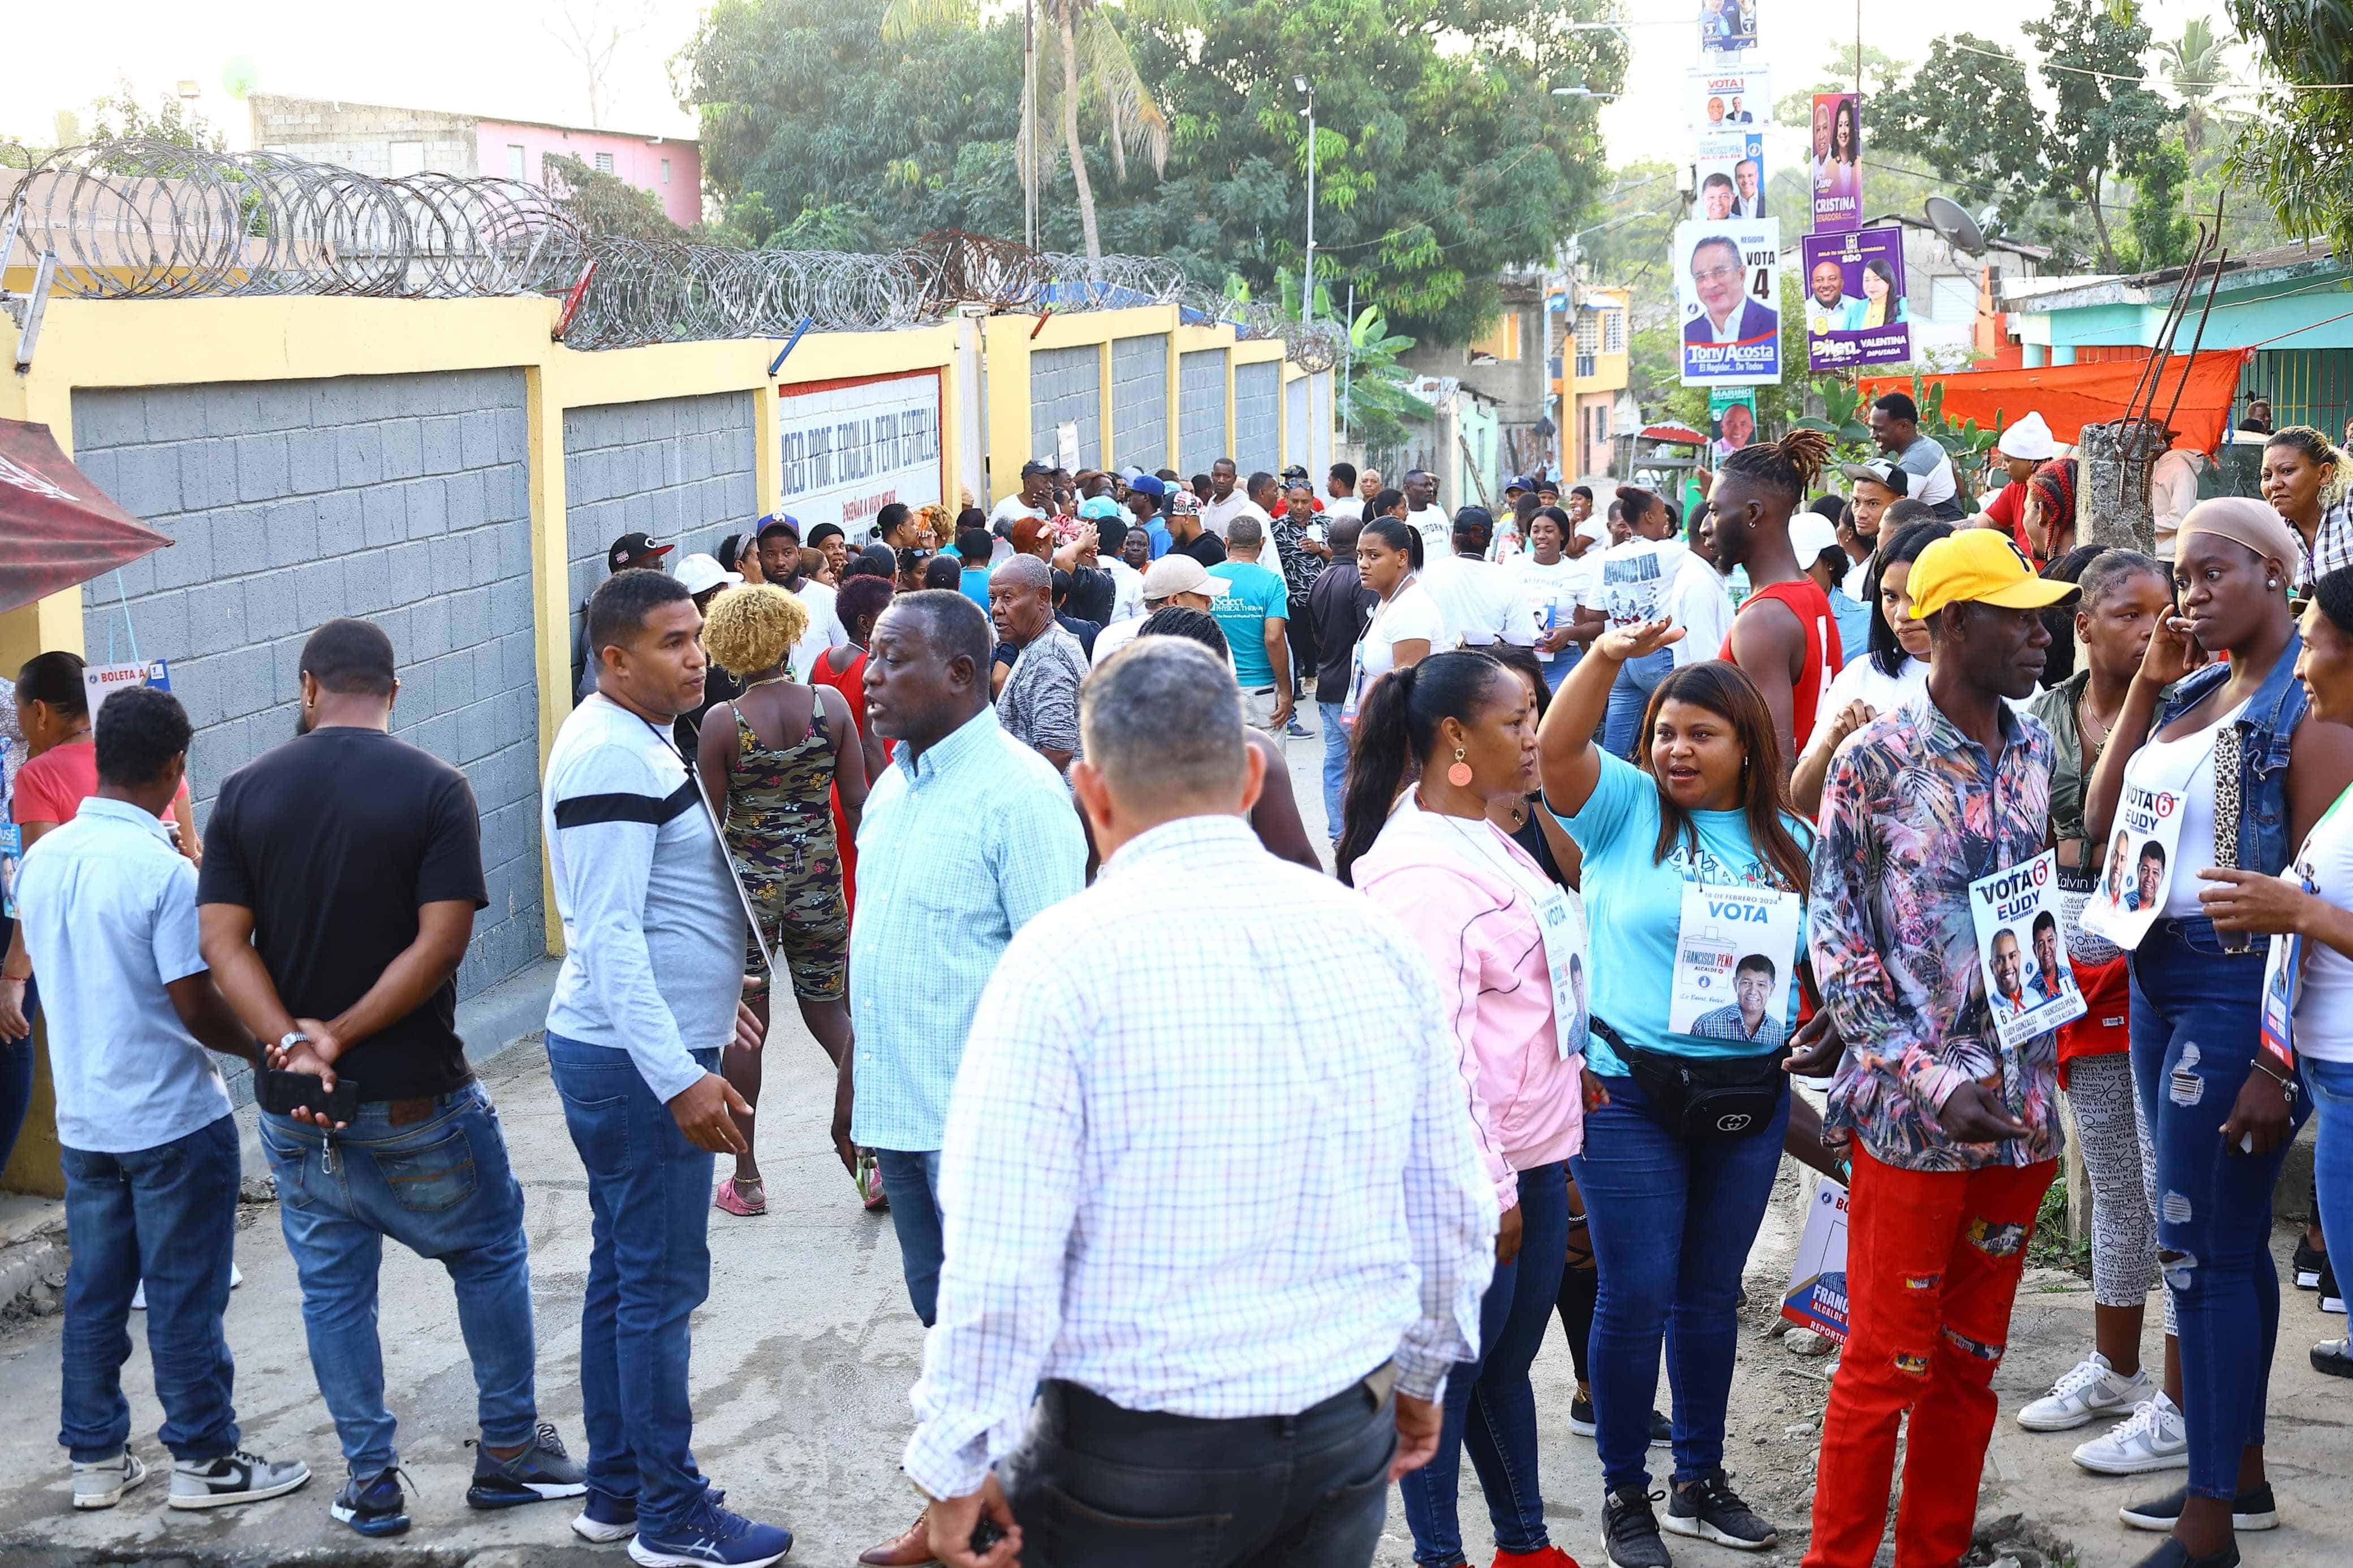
[713,1177,766,1217]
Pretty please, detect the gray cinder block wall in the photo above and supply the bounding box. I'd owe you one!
[561,392,760,662]
[1234,361,1281,478]
[1178,349,1229,477]
[67,369,547,1022]
[1029,345,1102,469]
[1109,335,1169,474]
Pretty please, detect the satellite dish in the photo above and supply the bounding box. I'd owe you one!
[1924,195,1987,256]
[222,56,261,101]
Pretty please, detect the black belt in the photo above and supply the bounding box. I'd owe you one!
[1040,1360,1394,1444]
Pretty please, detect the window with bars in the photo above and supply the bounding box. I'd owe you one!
[1573,314,1601,355]
[594,151,615,174]
[1602,311,1626,354]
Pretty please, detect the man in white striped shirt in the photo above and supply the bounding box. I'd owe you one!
[905,636,1498,1568]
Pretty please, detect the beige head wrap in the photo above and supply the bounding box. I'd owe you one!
[2176,496,2301,579]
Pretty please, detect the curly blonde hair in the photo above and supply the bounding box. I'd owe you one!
[701,583,808,676]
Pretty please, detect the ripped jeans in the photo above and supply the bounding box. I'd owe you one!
[2130,917,2313,1501]
[1803,1146,2055,1568]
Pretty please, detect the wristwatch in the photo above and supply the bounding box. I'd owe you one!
[278,1030,311,1055]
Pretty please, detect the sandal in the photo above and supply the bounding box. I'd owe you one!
[713,1177,767,1217]
[857,1151,889,1213]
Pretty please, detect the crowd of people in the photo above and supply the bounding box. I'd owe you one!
[8,409,2353,1568]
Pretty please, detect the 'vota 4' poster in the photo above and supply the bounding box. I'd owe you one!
[1677,219,1782,387]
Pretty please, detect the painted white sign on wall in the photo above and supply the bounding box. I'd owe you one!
[777,370,943,542]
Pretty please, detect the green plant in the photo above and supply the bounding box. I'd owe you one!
[1794,375,2001,511]
[1340,305,1433,453]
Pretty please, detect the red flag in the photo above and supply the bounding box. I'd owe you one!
[0,420,174,616]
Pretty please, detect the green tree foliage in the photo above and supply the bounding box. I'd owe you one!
[1339,306,1432,452]
[2022,0,2169,270]
[1874,37,2048,235]
[84,83,226,151]
[2226,0,2353,256]
[2154,18,2234,154]
[676,0,1621,344]
[2122,132,2196,270]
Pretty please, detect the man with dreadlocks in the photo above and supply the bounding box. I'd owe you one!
[1710,430,1844,766]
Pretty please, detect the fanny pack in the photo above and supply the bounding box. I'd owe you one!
[1592,1014,1784,1139]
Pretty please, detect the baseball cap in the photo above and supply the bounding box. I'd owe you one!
[1789,512,1841,564]
[673,552,740,597]
[1127,473,1167,500]
[1505,474,1533,493]
[1996,412,2057,462]
[755,512,800,542]
[1078,494,1123,521]
[1906,530,2080,619]
[1141,554,1217,602]
[1837,459,1910,496]
[608,532,671,572]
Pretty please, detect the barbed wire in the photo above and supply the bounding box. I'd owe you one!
[4,140,1337,365]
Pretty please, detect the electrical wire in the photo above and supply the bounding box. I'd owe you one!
[1940,34,2348,93]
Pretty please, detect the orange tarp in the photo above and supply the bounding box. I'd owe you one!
[1859,348,2252,454]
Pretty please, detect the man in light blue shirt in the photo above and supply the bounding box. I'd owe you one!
[16,686,309,1514]
[1208,516,1295,743]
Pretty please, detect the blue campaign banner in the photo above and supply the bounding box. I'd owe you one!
[1800,226,1911,373]
[1677,218,1782,388]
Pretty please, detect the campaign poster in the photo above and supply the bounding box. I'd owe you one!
[1669,881,1802,1046]
[1700,0,1758,53]
[2081,778,2191,950]
[1708,388,1758,462]
[1968,850,2088,1048]
[1535,888,1592,1064]
[1677,219,1782,387]
[1695,129,1767,222]
[1800,227,1912,373]
[1689,68,1770,133]
[83,659,172,721]
[1782,1177,1851,1342]
[1810,93,1863,233]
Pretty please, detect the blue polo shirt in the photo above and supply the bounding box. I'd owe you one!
[1208,560,1291,686]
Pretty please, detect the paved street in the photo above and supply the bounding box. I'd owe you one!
[0,720,2347,1566]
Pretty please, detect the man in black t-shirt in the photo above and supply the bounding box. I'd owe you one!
[197,619,585,1540]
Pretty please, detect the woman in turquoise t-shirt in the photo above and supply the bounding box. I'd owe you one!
[1533,617,1813,1564]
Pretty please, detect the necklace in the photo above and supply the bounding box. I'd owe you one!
[739,671,794,691]
[2076,684,2121,761]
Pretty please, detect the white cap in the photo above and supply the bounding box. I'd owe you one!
[1997,412,2057,462]
[673,552,741,598]
[1789,512,1842,565]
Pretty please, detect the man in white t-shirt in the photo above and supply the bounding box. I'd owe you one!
[989,461,1055,532]
[757,519,846,679]
[1199,459,1253,540]
[1325,463,1364,521]
[1420,509,1525,648]
[1402,469,1452,560]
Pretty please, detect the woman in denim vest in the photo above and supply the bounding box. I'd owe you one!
[2084,499,2353,1568]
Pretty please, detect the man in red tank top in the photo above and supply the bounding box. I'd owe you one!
[1707,431,1845,767]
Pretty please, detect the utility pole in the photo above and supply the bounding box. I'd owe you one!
[1295,77,1316,329]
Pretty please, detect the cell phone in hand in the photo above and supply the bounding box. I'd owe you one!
[258,1069,360,1124]
[969,1515,1006,1554]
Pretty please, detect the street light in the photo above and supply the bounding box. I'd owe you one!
[1296,76,1315,331]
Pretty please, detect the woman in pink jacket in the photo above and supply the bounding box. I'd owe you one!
[1339,649,1585,1568]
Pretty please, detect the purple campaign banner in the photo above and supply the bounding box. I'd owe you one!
[1810,93,1861,234]
[1800,226,1910,373]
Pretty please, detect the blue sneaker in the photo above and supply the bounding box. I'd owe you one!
[628,1489,793,1567]
[574,1488,640,1544]
[468,1421,588,1510]
[330,1467,411,1537]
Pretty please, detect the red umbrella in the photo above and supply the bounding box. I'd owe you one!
[0,419,174,616]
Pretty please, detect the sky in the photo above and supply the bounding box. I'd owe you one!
[11,0,2245,171]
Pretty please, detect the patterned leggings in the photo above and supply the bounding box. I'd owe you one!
[2071,1052,2173,1331]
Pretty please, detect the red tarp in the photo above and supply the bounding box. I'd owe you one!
[1859,349,2253,455]
[0,420,174,616]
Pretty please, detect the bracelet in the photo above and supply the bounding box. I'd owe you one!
[2251,1057,2302,1100]
[1,972,26,984]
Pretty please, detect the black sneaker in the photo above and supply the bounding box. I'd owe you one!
[2119,1481,2278,1532]
[2295,1234,2326,1290]
[2315,1338,2353,1379]
[1602,1486,1673,1568]
[2127,1537,2240,1568]
[1647,1409,1673,1449]
[468,1421,589,1509]
[1664,1467,1778,1551]
[1567,1390,1674,1449]
[2322,1255,2346,1314]
[330,1467,411,1537]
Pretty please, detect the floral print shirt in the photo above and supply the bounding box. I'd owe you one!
[1811,694,2066,1173]
[1269,515,1326,600]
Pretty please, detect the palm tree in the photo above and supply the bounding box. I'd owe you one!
[2153,18,2234,153]
[882,0,1187,264]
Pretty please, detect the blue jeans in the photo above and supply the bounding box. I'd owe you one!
[1320,701,1351,841]
[259,1082,538,1475]
[548,1033,718,1536]
[1602,647,1674,758]
[877,1148,945,1327]
[59,1113,240,1463]
[1537,649,1578,696]
[2129,918,2312,1500]
[1399,1163,1568,1567]
[1571,1071,1790,1492]
[2307,1056,2353,1316]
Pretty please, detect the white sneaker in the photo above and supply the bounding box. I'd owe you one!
[2072,1394,2190,1475]
[72,1449,148,1510]
[2018,1351,2153,1432]
[131,1262,239,1311]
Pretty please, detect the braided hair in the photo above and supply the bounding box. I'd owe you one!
[1718,429,1834,506]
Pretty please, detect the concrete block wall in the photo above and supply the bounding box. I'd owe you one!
[1178,349,1229,477]
[67,369,547,1019]
[1235,361,1281,477]
[1029,345,1102,469]
[561,391,760,649]
[1109,334,1169,473]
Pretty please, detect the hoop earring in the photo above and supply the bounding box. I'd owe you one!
[1446,746,1474,788]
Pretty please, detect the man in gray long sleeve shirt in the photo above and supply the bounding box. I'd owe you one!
[541,570,793,1566]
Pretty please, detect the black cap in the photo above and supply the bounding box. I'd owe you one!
[807,521,846,548]
[608,532,671,573]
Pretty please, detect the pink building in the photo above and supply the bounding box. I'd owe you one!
[251,95,703,230]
